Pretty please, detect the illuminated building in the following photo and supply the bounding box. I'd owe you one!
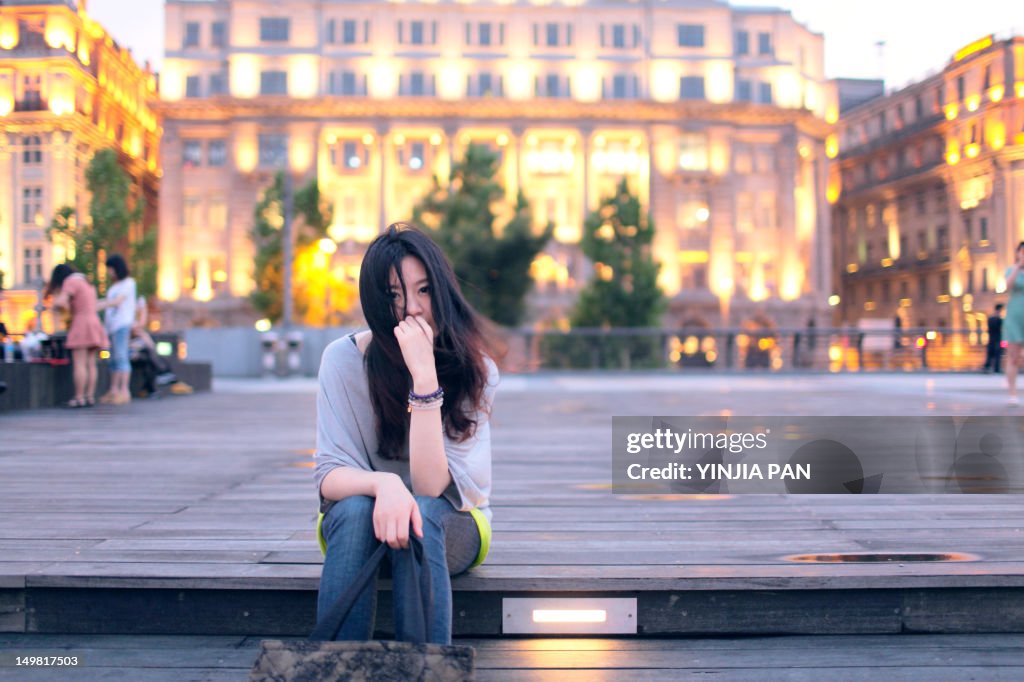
[0,0,160,332]
[832,35,1024,339]
[159,0,836,329]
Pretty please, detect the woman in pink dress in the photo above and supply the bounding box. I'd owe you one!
[46,264,109,407]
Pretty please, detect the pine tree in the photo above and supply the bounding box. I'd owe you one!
[413,143,552,326]
[545,178,665,368]
[572,178,664,328]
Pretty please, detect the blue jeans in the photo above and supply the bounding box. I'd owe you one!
[108,326,131,373]
[317,495,481,644]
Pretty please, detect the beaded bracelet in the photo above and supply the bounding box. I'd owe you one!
[408,397,444,413]
[409,386,444,402]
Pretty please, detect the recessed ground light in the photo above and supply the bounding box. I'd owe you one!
[503,598,636,634]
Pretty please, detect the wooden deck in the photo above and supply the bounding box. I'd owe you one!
[2,373,1024,637]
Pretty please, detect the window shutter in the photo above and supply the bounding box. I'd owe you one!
[600,25,605,47]
[327,19,335,44]
[431,21,437,45]
[465,22,471,45]
[498,75,504,96]
[364,20,370,43]
[567,24,573,47]
[532,24,538,46]
[431,74,436,96]
[633,24,640,48]
[499,23,505,46]
[398,21,404,45]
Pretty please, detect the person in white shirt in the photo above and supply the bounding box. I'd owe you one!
[96,254,136,405]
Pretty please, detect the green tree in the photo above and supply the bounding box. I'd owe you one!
[543,178,666,368]
[46,148,155,296]
[572,178,664,328]
[249,174,334,323]
[413,143,552,326]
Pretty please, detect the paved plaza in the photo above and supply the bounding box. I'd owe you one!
[1,371,1023,679]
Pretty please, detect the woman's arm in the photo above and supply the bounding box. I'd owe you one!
[51,291,70,310]
[96,294,126,312]
[320,467,401,500]
[314,339,424,548]
[395,315,452,497]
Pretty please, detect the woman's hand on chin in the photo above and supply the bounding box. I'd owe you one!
[394,315,438,387]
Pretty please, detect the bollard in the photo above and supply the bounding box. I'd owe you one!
[285,330,304,376]
[260,331,279,377]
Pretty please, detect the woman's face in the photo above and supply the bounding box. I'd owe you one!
[389,256,436,337]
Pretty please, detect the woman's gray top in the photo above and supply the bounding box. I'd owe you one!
[314,334,498,522]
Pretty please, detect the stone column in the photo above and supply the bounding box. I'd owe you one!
[377,123,389,232]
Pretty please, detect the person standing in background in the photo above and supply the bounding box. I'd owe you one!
[1002,243,1024,406]
[96,254,136,405]
[46,264,108,408]
[983,304,1004,374]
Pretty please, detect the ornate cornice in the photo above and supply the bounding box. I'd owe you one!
[155,96,833,138]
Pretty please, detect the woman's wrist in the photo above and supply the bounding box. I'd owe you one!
[372,472,402,496]
[411,372,439,394]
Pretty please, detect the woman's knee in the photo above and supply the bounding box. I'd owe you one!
[414,495,454,528]
[322,495,375,538]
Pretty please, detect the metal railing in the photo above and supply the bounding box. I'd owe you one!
[512,327,1000,372]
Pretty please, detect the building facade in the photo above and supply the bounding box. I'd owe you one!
[0,0,161,332]
[159,0,836,331]
[832,35,1024,344]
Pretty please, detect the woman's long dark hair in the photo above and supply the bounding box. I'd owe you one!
[360,223,499,459]
[45,263,75,297]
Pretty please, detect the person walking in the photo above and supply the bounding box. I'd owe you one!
[1003,243,1024,405]
[46,264,108,408]
[983,303,1004,374]
[314,223,501,644]
[96,255,136,405]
